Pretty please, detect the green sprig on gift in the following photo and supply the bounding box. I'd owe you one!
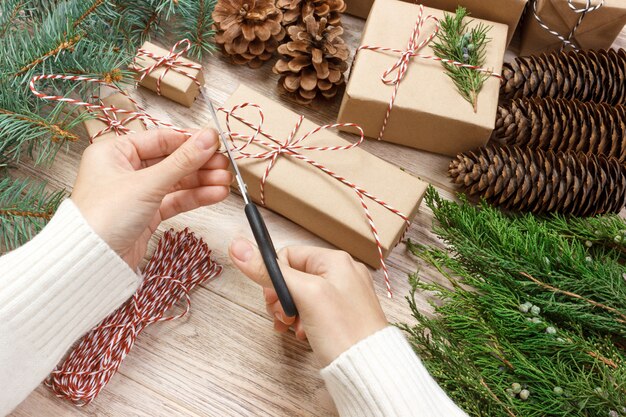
[399,186,626,417]
[431,7,492,113]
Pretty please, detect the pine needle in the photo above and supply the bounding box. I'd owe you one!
[431,7,491,113]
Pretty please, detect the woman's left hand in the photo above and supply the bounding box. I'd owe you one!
[72,128,232,269]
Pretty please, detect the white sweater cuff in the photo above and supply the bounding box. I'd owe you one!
[321,326,467,417]
[0,199,140,413]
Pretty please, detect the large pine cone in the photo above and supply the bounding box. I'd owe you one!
[213,0,286,68]
[500,49,626,106]
[273,15,349,104]
[493,98,626,163]
[278,0,345,26]
[449,145,626,216]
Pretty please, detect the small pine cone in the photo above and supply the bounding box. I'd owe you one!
[449,145,626,216]
[492,98,626,163]
[213,0,286,68]
[278,0,345,27]
[500,49,626,106]
[273,15,349,104]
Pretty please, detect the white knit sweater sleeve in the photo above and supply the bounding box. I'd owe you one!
[0,199,140,416]
[321,326,468,417]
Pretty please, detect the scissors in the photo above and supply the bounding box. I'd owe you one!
[205,91,298,318]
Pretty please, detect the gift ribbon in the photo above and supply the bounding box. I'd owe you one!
[47,229,222,406]
[532,0,604,52]
[29,73,190,142]
[356,4,502,141]
[134,39,202,96]
[219,103,410,297]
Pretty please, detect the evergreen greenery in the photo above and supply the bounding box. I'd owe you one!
[431,6,491,113]
[0,0,216,252]
[401,186,626,417]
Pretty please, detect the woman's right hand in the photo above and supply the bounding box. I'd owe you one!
[229,238,388,367]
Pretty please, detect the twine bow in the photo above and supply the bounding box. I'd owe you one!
[533,0,604,52]
[356,4,502,141]
[219,103,410,297]
[135,39,202,96]
[29,73,190,142]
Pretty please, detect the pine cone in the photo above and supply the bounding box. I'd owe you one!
[492,98,626,163]
[500,49,626,106]
[278,0,345,27]
[213,0,286,68]
[273,15,349,104]
[449,145,626,216]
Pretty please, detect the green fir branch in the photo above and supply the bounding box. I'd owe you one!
[401,186,626,417]
[0,176,65,252]
[171,0,217,59]
[431,7,491,113]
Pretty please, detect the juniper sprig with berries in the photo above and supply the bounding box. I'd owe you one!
[400,186,626,417]
[431,6,491,113]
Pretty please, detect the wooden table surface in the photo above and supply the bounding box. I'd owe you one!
[10,15,626,417]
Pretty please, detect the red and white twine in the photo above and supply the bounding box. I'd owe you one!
[134,38,202,96]
[29,73,190,141]
[47,229,222,406]
[533,0,604,52]
[219,103,410,297]
[356,4,502,141]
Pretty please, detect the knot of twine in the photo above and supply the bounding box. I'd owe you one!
[135,39,202,96]
[219,103,410,297]
[356,4,502,141]
[46,229,222,406]
[533,0,604,51]
[29,71,191,142]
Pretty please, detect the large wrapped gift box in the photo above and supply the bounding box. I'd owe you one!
[345,0,527,46]
[83,92,146,141]
[520,0,626,55]
[131,41,205,107]
[217,84,428,268]
[337,0,507,156]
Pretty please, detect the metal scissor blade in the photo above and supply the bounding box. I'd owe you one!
[204,89,250,204]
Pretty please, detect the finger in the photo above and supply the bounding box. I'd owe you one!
[294,320,307,340]
[274,318,290,333]
[126,129,189,160]
[142,128,220,191]
[142,152,230,171]
[159,186,229,220]
[266,297,296,326]
[278,246,356,276]
[263,287,279,305]
[172,169,233,192]
[229,237,318,300]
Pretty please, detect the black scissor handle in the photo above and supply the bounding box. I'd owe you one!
[244,203,298,317]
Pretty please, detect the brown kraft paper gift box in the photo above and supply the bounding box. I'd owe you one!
[337,0,507,157]
[132,41,205,107]
[520,0,626,56]
[216,84,428,268]
[83,92,146,141]
[345,0,527,46]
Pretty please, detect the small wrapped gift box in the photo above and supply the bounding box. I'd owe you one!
[131,40,205,107]
[337,0,507,156]
[83,92,146,142]
[519,0,626,56]
[216,84,428,269]
[345,0,526,46]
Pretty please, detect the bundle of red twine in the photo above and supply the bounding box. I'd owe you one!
[46,228,222,406]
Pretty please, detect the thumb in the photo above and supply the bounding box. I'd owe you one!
[229,237,312,300]
[145,128,220,190]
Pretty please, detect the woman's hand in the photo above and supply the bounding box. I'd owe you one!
[72,128,232,269]
[229,239,388,366]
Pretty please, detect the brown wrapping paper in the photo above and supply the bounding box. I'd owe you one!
[132,41,205,107]
[217,84,428,268]
[83,92,146,141]
[345,0,527,46]
[520,0,626,55]
[337,0,507,156]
